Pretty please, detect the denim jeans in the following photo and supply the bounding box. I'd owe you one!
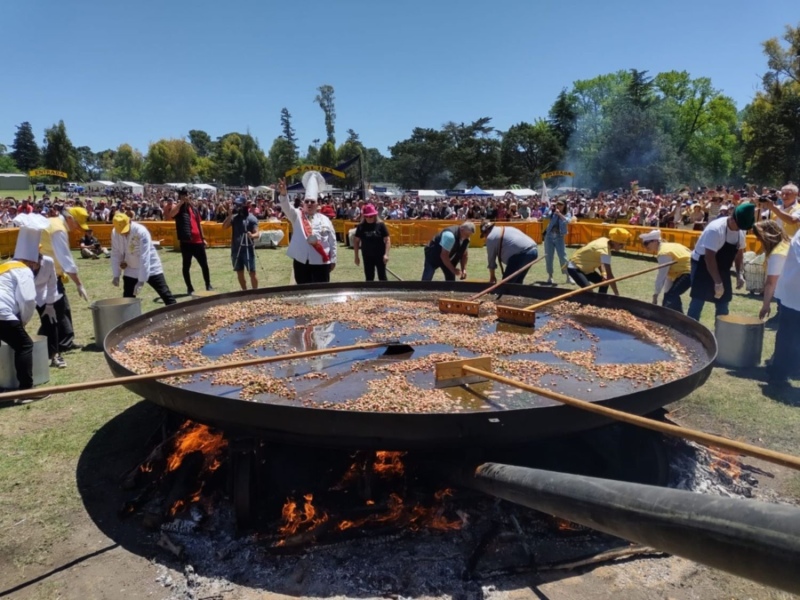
[504,248,538,284]
[766,304,800,381]
[663,273,691,314]
[544,234,567,278]
[421,256,455,281]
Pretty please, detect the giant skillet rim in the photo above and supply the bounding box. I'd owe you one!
[103,281,717,450]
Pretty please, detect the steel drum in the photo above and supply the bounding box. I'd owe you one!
[103,282,716,449]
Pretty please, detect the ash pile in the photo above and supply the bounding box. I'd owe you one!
[111,418,790,599]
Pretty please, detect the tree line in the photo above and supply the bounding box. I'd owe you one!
[2,24,798,191]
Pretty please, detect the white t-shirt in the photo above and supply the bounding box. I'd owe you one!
[775,231,800,311]
[767,253,787,277]
[691,217,745,261]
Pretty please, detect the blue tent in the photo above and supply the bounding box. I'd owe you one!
[465,186,491,196]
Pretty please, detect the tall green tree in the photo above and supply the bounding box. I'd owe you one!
[212,132,271,186]
[442,117,503,187]
[280,108,298,157]
[314,84,336,144]
[548,89,578,149]
[364,147,389,182]
[188,130,213,158]
[742,23,800,184]
[42,120,77,177]
[11,122,40,173]
[95,149,116,179]
[113,143,145,181]
[654,71,738,184]
[336,129,366,188]
[318,141,337,169]
[0,144,19,173]
[75,146,100,180]
[500,121,563,186]
[387,128,450,189]
[269,137,298,178]
[144,139,196,184]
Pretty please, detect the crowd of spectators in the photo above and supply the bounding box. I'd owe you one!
[0,184,787,231]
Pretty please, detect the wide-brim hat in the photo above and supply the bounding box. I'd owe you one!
[362,203,378,217]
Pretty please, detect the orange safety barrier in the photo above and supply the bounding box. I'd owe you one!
[0,219,764,256]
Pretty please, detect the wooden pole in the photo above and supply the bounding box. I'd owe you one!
[0,341,396,403]
[461,364,800,472]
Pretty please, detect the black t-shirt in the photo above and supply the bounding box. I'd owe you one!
[354,221,389,257]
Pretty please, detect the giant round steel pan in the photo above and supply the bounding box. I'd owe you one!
[103,282,716,449]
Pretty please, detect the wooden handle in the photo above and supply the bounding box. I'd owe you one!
[0,342,389,402]
[385,267,403,281]
[463,365,800,471]
[523,261,676,312]
[467,255,545,301]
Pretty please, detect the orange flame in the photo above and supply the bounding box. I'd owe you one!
[373,451,406,478]
[553,517,582,531]
[166,422,228,473]
[278,493,329,536]
[709,447,742,480]
[332,489,461,533]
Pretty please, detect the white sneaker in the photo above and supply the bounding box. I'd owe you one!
[50,355,67,369]
[566,276,575,285]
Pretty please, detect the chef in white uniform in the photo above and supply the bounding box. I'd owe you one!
[278,173,337,284]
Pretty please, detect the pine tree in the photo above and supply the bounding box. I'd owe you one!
[11,122,40,172]
[280,108,298,156]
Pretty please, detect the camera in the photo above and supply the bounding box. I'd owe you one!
[758,192,779,203]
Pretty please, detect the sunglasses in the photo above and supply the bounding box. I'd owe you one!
[304,200,317,204]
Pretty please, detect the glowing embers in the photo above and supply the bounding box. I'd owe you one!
[273,451,462,547]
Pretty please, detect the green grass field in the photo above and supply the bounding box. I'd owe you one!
[0,242,797,573]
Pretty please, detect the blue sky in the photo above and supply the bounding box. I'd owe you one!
[1,0,796,157]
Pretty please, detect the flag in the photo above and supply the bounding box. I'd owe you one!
[541,180,549,203]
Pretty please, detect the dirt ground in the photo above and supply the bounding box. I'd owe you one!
[1,401,797,600]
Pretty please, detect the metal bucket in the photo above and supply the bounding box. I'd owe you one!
[91,298,142,348]
[715,314,764,369]
[0,334,50,389]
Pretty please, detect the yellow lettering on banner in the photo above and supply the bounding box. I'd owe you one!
[284,165,346,179]
[541,170,575,179]
[28,169,69,178]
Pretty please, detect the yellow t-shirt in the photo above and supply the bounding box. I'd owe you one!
[570,238,609,274]
[658,242,692,280]
[774,202,800,238]
[39,216,69,275]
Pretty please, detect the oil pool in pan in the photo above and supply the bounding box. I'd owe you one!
[112,292,703,413]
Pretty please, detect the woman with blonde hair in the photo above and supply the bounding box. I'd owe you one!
[752,220,790,321]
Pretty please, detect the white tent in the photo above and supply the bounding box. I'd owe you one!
[485,188,539,198]
[116,181,144,195]
[86,180,115,192]
[189,183,217,192]
[415,190,447,198]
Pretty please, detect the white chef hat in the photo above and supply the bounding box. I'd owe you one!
[12,213,49,262]
[639,229,661,244]
[301,170,326,202]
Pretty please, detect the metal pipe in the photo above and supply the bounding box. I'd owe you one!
[453,462,800,594]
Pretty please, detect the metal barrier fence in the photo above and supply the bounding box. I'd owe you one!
[0,219,761,256]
